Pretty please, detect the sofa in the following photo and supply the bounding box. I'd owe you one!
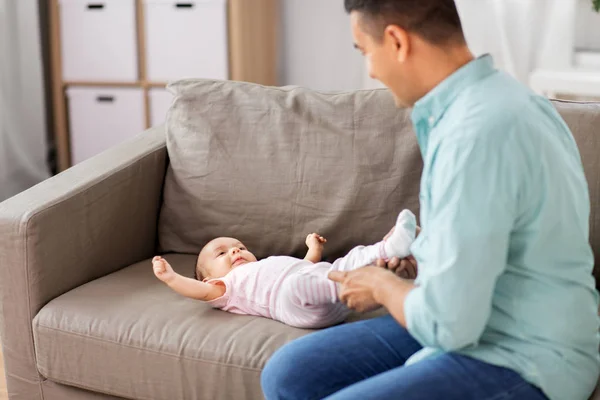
[0,80,599,400]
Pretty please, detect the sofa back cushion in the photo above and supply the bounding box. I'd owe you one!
[157,80,422,261]
[157,82,600,289]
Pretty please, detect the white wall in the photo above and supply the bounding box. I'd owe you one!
[279,0,600,91]
[279,0,365,91]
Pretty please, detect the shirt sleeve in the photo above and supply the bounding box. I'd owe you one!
[205,278,230,309]
[405,131,520,351]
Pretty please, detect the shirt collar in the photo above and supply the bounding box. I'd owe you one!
[411,54,497,132]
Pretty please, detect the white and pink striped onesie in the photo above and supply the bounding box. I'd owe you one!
[206,241,395,329]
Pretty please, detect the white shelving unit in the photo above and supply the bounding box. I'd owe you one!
[49,0,279,170]
[145,0,229,82]
[67,87,146,165]
[149,88,174,127]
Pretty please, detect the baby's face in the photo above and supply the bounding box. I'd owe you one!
[199,237,257,280]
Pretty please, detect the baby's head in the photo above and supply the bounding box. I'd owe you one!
[195,237,257,281]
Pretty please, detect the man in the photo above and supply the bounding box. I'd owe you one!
[261,1,600,399]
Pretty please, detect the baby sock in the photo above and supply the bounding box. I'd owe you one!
[383,209,417,259]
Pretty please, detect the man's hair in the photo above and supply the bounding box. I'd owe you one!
[344,0,465,45]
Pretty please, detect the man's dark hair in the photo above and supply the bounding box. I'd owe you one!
[344,0,465,45]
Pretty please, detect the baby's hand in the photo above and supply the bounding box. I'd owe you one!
[306,233,327,249]
[152,256,176,284]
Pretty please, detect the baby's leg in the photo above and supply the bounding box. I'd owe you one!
[276,263,350,328]
[331,209,417,272]
[273,210,416,328]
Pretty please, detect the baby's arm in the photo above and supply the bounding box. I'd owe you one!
[152,256,225,301]
[304,233,327,263]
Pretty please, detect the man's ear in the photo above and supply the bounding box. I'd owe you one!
[384,25,410,62]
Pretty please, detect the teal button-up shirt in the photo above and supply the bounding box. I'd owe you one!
[405,55,600,400]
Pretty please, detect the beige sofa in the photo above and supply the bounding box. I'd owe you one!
[0,80,599,400]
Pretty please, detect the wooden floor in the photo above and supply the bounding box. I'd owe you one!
[0,349,7,400]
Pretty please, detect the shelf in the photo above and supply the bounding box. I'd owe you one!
[147,82,168,88]
[62,81,169,89]
[63,81,144,88]
[50,0,278,172]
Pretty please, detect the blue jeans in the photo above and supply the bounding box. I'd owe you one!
[261,315,548,400]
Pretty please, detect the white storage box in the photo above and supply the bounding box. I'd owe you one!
[144,0,228,81]
[59,0,138,81]
[67,87,145,164]
[149,88,174,127]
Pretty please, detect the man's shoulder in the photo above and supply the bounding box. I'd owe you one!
[462,73,531,115]
[445,73,540,141]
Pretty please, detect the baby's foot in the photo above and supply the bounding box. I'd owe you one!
[384,210,417,259]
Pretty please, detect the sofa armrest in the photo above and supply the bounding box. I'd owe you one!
[0,126,167,399]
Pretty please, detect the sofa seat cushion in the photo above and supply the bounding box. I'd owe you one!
[32,254,317,400]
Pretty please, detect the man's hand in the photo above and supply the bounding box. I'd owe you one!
[306,233,327,249]
[328,266,395,312]
[376,255,418,279]
[330,265,415,326]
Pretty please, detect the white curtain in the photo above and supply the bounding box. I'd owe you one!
[457,0,577,84]
[0,0,50,202]
[363,0,578,88]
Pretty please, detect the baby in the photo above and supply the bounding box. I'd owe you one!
[153,210,417,329]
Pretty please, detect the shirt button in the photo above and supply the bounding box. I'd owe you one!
[428,116,435,126]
